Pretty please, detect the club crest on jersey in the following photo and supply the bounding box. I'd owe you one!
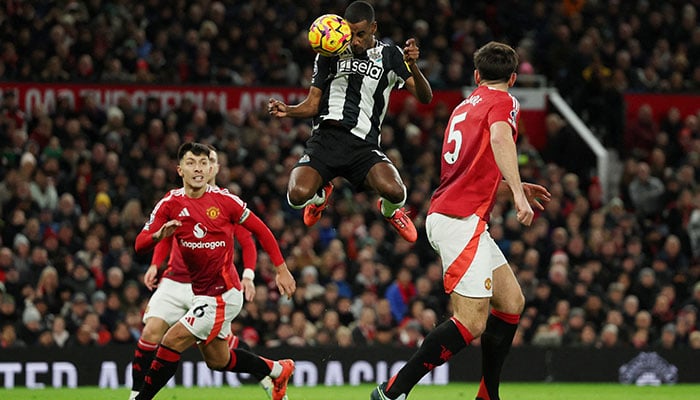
[367,47,382,61]
[206,206,220,219]
[193,223,207,239]
[484,277,492,291]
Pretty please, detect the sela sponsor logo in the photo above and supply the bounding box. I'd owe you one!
[337,58,383,80]
[180,239,226,250]
[193,223,207,239]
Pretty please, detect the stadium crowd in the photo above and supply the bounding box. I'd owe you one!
[1,0,700,353]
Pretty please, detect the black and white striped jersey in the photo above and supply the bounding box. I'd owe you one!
[311,39,412,145]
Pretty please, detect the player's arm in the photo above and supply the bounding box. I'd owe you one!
[268,86,322,119]
[497,181,551,211]
[234,225,257,301]
[135,219,181,253]
[144,236,173,291]
[402,38,433,104]
[239,211,296,298]
[490,122,534,226]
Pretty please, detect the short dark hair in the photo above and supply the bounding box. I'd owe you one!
[473,41,519,83]
[177,142,210,161]
[344,1,374,24]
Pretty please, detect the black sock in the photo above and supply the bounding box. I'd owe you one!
[136,345,181,400]
[131,339,158,392]
[386,318,473,399]
[476,311,519,400]
[219,348,273,380]
[231,341,268,381]
[228,337,267,381]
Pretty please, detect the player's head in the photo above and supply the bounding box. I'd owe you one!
[344,1,376,55]
[206,144,220,185]
[176,142,211,190]
[473,41,519,87]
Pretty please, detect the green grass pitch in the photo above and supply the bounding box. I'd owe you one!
[5,383,700,400]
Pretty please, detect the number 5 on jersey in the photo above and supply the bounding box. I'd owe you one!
[444,112,467,164]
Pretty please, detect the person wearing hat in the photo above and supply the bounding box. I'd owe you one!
[64,292,90,334]
[130,144,294,400]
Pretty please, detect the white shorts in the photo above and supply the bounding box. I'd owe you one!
[143,278,194,325]
[180,287,243,344]
[426,213,507,297]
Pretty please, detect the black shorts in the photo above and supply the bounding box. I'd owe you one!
[295,125,392,189]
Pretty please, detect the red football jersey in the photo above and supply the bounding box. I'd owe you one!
[429,85,520,220]
[153,219,257,288]
[140,186,248,296]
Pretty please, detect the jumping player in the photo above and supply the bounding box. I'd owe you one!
[268,0,433,242]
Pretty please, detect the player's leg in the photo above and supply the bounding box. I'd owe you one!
[206,287,294,400]
[135,322,197,400]
[227,336,279,399]
[287,165,324,207]
[365,162,417,242]
[377,213,493,399]
[288,165,333,226]
[476,263,524,400]
[130,280,192,400]
[379,294,488,400]
[129,317,168,399]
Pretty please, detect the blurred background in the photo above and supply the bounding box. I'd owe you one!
[0,0,699,387]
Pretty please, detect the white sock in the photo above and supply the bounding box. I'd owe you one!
[260,376,273,391]
[379,187,407,217]
[269,361,283,378]
[287,191,324,209]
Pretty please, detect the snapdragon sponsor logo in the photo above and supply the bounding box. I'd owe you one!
[179,239,226,250]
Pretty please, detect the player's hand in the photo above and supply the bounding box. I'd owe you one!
[403,38,420,66]
[522,182,551,211]
[268,98,288,118]
[241,277,256,302]
[144,264,159,291]
[514,193,535,226]
[274,263,296,299]
[154,219,181,241]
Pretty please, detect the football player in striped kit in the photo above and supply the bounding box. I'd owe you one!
[269,0,433,243]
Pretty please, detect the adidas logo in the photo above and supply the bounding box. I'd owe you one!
[178,208,190,217]
[185,316,195,326]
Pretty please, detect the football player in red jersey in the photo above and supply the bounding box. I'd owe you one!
[133,142,295,400]
[372,42,550,400]
[128,147,280,400]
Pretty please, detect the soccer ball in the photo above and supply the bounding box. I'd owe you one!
[308,14,351,57]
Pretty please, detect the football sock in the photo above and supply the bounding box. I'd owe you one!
[476,310,520,400]
[379,187,406,217]
[287,188,326,209]
[225,338,268,381]
[386,317,473,399]
[131,338,158,392]
[219,349,275,379]
[135,345,181,400]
